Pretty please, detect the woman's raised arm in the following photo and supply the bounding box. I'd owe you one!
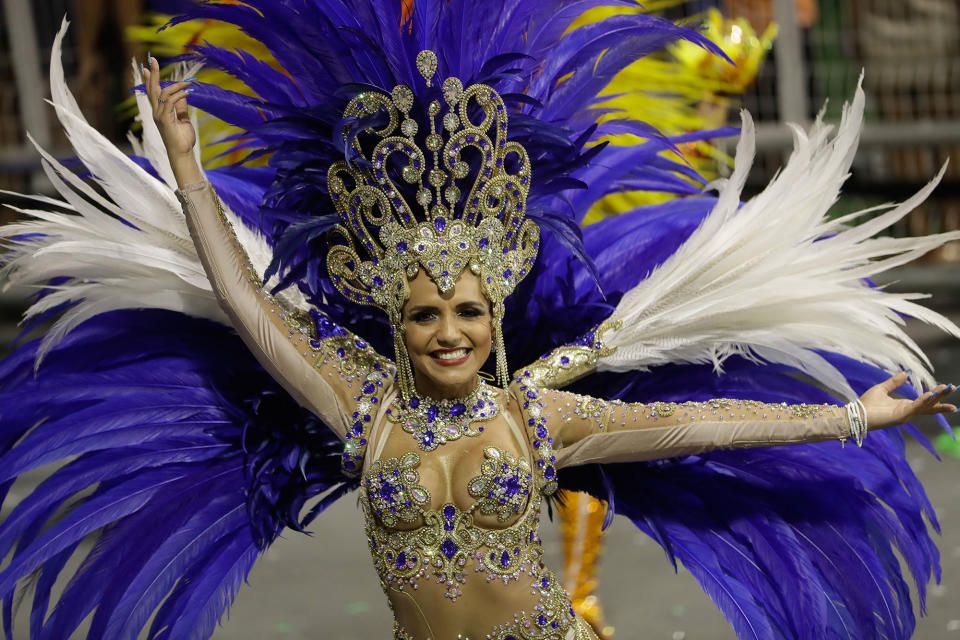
[144,57,392,455]
[525,372,955,468]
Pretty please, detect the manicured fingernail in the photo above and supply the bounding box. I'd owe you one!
[185,87,195,94]
[185,77,197,82]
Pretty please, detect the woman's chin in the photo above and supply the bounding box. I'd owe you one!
[416,357,481,396]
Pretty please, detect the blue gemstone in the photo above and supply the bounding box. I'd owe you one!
[503,475,522,496]
[426,405,439,422]
[363,383,375,394]
[560,355,570,365]
[450,403,466,417]
[544,465,556,479]
[536,425,547,439]
[422,431,434,447]
[478,238,489,248]
[379,482,397,501]
[352,422,363,436]
[372,276,383,287]
[441,539,458,559]
[397,241,408,252]
[409,396,420,409]
[434,217,446,232]
[541,577,550,588]
[526,390,537,399]
[537,615,547,626]
[500,551,511,567]
[443,504,456,520]
[503,268,512,278]
[396,551,406,567]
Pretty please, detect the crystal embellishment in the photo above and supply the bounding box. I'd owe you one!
[390,380,500,451]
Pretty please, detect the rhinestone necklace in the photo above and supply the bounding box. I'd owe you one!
[387,379,500,451]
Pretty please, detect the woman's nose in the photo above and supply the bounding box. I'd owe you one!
[436,313,460,344]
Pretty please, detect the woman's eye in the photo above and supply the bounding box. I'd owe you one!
[411,311,436,323]
[459,307,484,318]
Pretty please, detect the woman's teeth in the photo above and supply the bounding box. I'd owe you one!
[433,348,469,360]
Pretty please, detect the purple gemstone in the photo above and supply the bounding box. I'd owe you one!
[396,551,406,567]
[379,481,397,501]
[426,405,439,422]
[500,551,511,567]
[544,465,556,480]
[560,355,570,365]
[443,504,456,520]
[372,276,383,287]
[450,403,466,417]
[352,422,363,436]
[503,475,522,497]
[541,577,550,588]
[536,425,547,439]
[336,347,346,358]
[537,615,547,626]
[397,241,408,252]
[422,431,434,447]
[478,238,489,249]
[409,396,420,409]
[434,217,446,232]
[503,269,512,278]
[441,539,458,559]
[526,390,537,399]
[363,383,375,394]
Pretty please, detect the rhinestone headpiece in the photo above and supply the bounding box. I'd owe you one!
[326,51,539,395]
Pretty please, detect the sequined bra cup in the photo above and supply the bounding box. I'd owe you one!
[358,388,585,640]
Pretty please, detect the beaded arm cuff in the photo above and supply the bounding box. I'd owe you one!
[536,389,855,468]
[175,180,393,448]
[515,321,620,390]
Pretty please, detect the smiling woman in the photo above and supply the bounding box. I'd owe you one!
[402,270,493,399]
[1,4,959,640]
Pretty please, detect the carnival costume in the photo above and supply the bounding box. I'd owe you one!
[1,2,959,639]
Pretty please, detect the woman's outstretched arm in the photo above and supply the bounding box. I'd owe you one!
[144,56,392,451]
[526,372,955,468]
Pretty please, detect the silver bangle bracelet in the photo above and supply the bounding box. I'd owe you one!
[844,399,868,447]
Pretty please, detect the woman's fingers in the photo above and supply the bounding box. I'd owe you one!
[880,371,909,393]
[142,56,194,117]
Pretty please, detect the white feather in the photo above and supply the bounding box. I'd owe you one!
[0,18,308,370]
[600,77,960,400]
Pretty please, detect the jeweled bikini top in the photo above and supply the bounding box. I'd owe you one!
[361,445,538,602]
[358,384,560,602]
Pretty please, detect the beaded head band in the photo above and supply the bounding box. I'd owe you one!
[326,51,539,396]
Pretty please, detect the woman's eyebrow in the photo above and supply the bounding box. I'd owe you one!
[406,304,438,314]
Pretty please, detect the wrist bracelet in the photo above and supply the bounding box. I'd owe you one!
[844,399,867,447]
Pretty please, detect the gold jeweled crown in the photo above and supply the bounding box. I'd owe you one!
[325,51,539,393]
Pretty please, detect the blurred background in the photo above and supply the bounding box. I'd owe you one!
[0,0,958,638]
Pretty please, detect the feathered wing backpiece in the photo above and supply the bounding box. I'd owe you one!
[0,19,350,640]
[0,2,956,640]
[526,83,960,639]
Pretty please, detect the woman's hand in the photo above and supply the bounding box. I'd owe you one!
[860,372,956,430]
[142,55,196,159]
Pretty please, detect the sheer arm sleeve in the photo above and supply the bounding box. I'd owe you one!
[175,180,393,447]
[539,388,852,468]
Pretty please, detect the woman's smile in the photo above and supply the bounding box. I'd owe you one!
[431,347,473,365]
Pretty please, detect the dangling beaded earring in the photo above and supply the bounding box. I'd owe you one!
[391,316,415,401]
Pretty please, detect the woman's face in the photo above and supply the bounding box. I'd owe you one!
[402,268,492,399]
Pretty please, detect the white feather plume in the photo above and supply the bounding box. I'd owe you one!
[599,77,960,400]
[0,17,305,369]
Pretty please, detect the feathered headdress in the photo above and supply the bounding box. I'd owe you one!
[326,50,538,392]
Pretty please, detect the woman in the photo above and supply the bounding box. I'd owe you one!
[143,40,955,638]
[1,4,958,639]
